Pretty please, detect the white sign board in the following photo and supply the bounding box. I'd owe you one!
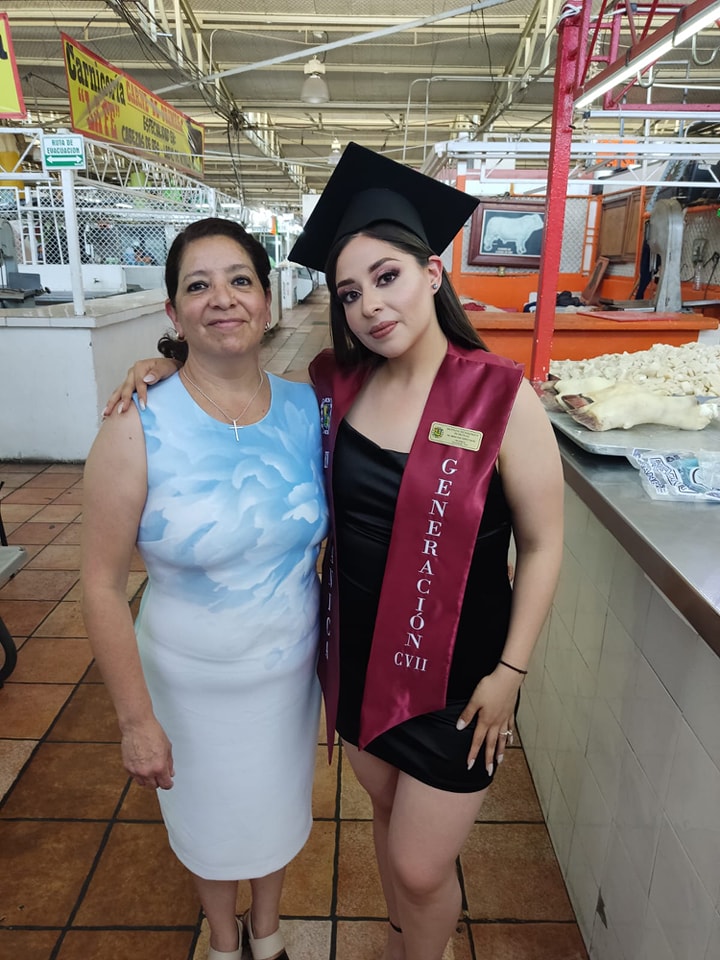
[41,134,86,170]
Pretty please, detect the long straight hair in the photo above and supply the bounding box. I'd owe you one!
[323,222,488,370]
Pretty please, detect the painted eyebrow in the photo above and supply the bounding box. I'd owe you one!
[181,263,253,282]
[336,257,399,289]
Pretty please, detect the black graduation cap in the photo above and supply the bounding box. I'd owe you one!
[289,142,479,272]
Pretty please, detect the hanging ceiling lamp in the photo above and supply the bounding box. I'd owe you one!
[327,138,342,166]
[301,57,330,104]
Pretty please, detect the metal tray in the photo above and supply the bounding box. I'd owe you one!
[547,409,720,456]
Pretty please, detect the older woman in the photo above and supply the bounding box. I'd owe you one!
[82,218,327,960]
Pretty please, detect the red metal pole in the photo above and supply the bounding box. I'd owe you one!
[529,3,583,384]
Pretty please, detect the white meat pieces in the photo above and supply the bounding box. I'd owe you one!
[543,342,720,431]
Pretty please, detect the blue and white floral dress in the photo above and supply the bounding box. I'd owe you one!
[133,372,327,880]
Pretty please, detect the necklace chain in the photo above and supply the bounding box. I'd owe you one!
[181,367,264,441]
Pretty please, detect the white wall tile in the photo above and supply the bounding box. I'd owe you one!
[636,903,676,960]
[649,817,715,960]
[703,911,720,960]
[566,826,600,945]
[575,765,613,886]
[583,511,618,600]
[597,609,639,725]
[563,485,590,560]
[640,586,698,707]
[574,572,608,676]
[554,547,582,635]
[665,720,720,905]
[554,721,587,819]
[516,687,538,763]
[586,696,625,815]
[608,547,653,642]
[590,912,625,960]
[547,770,574,875]
[615,743,663,895]
[622,654,681,802]
[679,636,720,771]
[600,830,648,960]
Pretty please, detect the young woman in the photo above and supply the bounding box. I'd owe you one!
[83,218,327,960]
[106,144,563,960]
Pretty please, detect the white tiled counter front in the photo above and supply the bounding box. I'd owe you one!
[0,290,168,460]
[517,435,720,960]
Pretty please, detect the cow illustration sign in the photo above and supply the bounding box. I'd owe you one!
[467,200,545,268]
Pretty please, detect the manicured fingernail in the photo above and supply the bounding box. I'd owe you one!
[139,399,146,411]
[497,753,504,764]
[456,718,467,731]
[467,758,475,770]
[486,763,494,776]
[143,374,156,383]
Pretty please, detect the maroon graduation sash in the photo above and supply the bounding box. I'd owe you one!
[310,343,523,755]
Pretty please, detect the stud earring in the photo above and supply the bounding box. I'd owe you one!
[264,321,270,331]
[431,282,439,290]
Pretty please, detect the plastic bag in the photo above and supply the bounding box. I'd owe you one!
[627,448,720,502]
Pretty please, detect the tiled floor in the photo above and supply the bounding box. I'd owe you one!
[0,290,588,960]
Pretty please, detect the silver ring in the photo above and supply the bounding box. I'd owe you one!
[500,729,513,737]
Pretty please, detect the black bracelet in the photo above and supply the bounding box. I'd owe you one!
[498,658,528,676]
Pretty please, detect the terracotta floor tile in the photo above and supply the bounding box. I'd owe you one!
[51,524,82,545]
[117,780,163,821]
[0,929,60,960]
[0,502,42,522]
[127,570,148,598]
[313,744,339,819]
[460,823,575,921]
[44,464,83,475]
[1,468,44,484]
[339,754,372,820]
[46,683,120,742]
[26,543,82,571]
[335,920,472,960]
[74,822,199,926]
[2,488,54,505]
[282,820,336,915]
[0,820,106,926]
[336,821,385,916]
[7,520,69,545]
[29,503,82,523]
[57,929,196,960]
[0,569,78,600]
[471,922,589,959]
[0,682,73,738]
[0,742,127,819]
[8,637,92,683]
[0,598,55,636]
[51,489,84,507]
[0,738,36,801]
[23,475,77,490]
[82,662,104,682]
[478,748,543,822]
[33,600,86,637]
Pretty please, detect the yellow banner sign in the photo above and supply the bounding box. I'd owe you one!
[62,33,204,177]
[0,13,27,119]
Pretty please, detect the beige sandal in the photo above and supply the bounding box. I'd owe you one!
[207,916,244,960]
[242,909,289,960]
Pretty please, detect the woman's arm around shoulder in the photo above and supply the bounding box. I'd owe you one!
[103,357,180,416]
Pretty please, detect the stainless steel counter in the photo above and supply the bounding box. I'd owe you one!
[555,433,720,656]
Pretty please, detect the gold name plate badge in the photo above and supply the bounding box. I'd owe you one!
[428,422,483,451]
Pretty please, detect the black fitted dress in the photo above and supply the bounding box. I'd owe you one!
[333,419,514,793]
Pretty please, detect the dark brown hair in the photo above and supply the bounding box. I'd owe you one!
[323,222,487,369]
[159,218,271,363]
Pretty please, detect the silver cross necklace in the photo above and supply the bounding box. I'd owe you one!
[181,367,265,441]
